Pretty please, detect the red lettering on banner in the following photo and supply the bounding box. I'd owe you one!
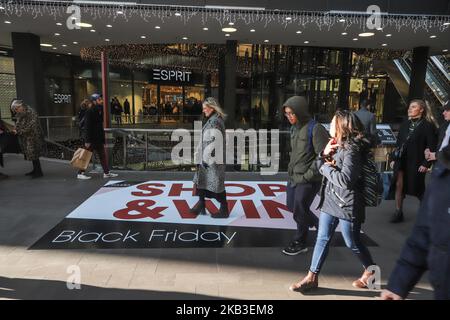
[258,184,286,197]
[261,200,289,219]
[172,200,201,219]
[131,183,165,197]
[224,183,255,196]
[206,200,237,216]
[168,183,196,197]
[113,200,167,220]
[172,200,237,218]
[240,200,261,218]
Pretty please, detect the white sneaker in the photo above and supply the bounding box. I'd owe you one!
[77,173,92,180]
[103,172,118,178]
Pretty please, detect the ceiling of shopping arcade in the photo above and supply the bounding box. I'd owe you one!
[0,0,450,56]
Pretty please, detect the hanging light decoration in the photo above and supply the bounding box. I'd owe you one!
[0,0,449,33]
[80,43,225,73]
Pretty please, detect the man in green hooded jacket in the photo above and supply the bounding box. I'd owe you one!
[282,96,329,255]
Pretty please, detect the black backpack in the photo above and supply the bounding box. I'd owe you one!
[361,150,383,207]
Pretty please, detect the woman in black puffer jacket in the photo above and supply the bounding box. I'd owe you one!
[289,110,377,293]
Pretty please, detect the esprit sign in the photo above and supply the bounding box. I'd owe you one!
[54,93,72,104]
[152,69,192,82]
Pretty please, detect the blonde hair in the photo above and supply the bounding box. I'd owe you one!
[203,97,227,119]
[410,99,439,128]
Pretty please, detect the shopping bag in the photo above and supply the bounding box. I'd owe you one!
[381,171,395,200]
[70,148,92,171]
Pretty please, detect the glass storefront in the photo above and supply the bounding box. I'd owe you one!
[0,55,17,120]
[1,44,403,131]
[140,83,205,123]
[235,44,350,129]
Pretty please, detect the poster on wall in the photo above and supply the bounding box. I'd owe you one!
[31,181,377,249]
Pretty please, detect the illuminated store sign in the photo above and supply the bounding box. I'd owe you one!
[152,69,192,82]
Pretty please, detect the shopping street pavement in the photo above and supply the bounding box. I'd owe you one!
[0,154,433,300]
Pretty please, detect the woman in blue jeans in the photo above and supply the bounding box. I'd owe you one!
[289,110,377,292]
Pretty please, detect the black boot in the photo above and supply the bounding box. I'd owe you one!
[31,160,43,179]
[190,198,206,216]
[390,209,404,223]
[213,195,229,219]
[25,170,35,176]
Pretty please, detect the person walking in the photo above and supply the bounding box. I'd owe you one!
[0,119,8,180]
[10,100,45,179]
[191,97,229,218]
[389,99,438,223]
[381,141,450,300]
[355,99,379,146]
[123,98,131,124]
[78,99,91,140]
[77,93,118,180]
[289,110,377,292]
[425,100,449,162]
[282,96,329,255]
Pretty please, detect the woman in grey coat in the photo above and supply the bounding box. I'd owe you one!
[191,97,228,218]
[10,100,45,178]
[289,110,377,292]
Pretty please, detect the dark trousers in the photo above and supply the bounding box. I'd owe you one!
[78,144,109,174]
[32,159,42,174]
[287,182,320,244]
[196,188,227,204]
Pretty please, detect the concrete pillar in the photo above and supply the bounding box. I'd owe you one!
[218,54,225,110]
[408,46,429,102]
[224,40,237,127]
[11,33,46,115]
[101,51,111,128]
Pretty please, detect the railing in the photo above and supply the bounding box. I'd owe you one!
[104,127,290,172]
[111,114,202,124]
[39,116,79,141]
[103,127,394,173]
[5,117,395,173]
[29,115,280,142]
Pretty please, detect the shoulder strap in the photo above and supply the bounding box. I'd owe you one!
[307,119,316,152]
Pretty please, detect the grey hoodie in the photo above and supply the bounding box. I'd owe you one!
[283,96,329,185]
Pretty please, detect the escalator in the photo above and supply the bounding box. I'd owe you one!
[382,55,450,107]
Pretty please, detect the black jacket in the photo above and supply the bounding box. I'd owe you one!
[317,138,370,223]
[437,121,449,149]
[387,159,450,299]
[395,119,437,198]
[84,104,105,145]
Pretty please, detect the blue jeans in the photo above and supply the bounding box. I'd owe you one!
[310,211,375,273]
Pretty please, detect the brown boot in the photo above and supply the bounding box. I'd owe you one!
[352,269,374,288]
[289,271,318,292]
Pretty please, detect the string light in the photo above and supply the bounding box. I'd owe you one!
[80,43,225,74]
[0,0,448,33]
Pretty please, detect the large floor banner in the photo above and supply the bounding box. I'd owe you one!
[31,181,376,249]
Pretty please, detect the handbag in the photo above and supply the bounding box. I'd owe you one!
[381,171,395,200]
[70,148,93,171]
[391,144,406,161]
[391,120,423,161]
